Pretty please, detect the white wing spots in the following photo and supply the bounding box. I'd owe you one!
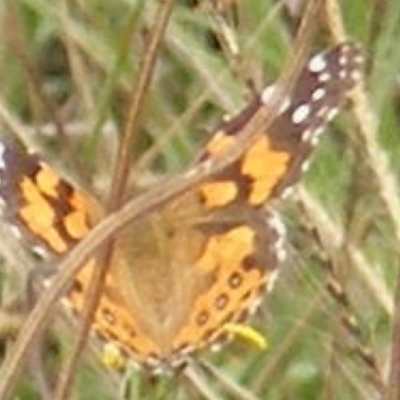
[261,84,291,113]
[301,128,313,143]
[276,243,287,264]
[316,105,331,119]
[9,224,23,240]
[0,141,6,170]
[338,45,364,84]
[261,85,275,104]
[291,104,311,124]
[338,54,349,67]
[318,72,331,82]
[280,185,294,199]
[301,126,324,145]
[350,69,362,82]
[308,53,327,73]
[265,269,279,291]
[268,212,286,237]
[301,159,311,173]
[326,107,339,122]
[266,212,287,263]
[311,87,326,102]
[32,245,50,259]
[310,127,325,146]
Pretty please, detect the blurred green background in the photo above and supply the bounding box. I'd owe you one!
[0,0,399,399]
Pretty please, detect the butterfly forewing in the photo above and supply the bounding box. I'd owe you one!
[0,136,95,258]
[198,42,363,206]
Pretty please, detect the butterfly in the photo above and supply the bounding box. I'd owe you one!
[0,42,363,373]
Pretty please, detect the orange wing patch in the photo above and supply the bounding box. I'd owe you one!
[199,132,291,208]
[19,172,68,253]
[18,164,92,254]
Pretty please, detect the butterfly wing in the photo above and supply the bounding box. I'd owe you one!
[159,42,363,366]
[198,42,363,205]
[0,136,93,257]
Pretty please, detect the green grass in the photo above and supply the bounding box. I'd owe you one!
[0,0,399,399]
